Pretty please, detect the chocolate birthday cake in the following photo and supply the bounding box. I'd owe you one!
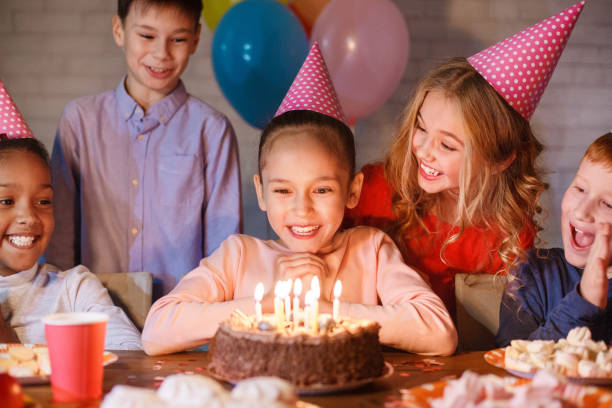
[208,311,384,386]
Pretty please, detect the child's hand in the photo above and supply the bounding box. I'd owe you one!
[579,222,612,309]
[276,253,329,294]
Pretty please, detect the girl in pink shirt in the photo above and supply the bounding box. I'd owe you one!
[142,109,457,356]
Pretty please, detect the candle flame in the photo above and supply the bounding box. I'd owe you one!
[334,280,342,298]
[311,276,320,299]
[304,290,314,306]
[254,282,264,301]
[274,281,281,296]
[286,279,293,297]
[294,278,302,296]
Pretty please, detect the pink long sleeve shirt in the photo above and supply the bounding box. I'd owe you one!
[142,226,457,356]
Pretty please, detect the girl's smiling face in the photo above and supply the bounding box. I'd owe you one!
[254,131,362,254]
[0,150,54,276]
[561,158,612,268]
[411,90,467,199]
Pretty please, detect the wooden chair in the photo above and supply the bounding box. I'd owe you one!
[96,272,153,331]
[455,273,507,351]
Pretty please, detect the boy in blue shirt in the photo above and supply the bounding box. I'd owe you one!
[497,133,612,346]
[46,0,242,298]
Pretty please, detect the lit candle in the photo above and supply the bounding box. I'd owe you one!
[274,281,284,327]
[333,280,342,322]
[254,282,264,322]
[304,290,313,331]
[284,280,292,323]
[293,278,302,325]
[311,277,320,334]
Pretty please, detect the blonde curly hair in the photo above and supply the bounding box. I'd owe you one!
[385,57,547,276]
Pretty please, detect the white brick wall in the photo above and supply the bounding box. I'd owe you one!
[0,0,610,247]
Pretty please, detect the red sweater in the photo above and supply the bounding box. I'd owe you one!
[345,164,535,316]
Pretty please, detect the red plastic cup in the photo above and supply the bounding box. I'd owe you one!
[43,312,109,402]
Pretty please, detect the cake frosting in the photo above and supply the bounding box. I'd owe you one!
[209,311,384,386]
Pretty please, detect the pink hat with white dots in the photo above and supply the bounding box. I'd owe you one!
[0,79,33,138]
[468,1,585,121]
[275,42,346,124]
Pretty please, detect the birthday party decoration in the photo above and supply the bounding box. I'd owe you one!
[212,0,308,129]
[0,79,33,138]
[275,42,346,124]
[311,0,409,123]
[467,1,585,121]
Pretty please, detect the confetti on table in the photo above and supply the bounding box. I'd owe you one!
[153,376,166,381]
[152,364,162,371]
[399,372,411,377]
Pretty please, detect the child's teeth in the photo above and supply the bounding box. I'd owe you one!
[421,163,440,176]
[291,226,319,235]
[8,236,35,247]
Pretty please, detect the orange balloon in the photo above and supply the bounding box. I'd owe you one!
[289,0,330,36]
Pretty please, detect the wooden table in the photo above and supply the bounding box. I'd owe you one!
[24,350,508,407]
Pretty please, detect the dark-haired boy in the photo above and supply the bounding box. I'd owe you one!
[47,0,242,298]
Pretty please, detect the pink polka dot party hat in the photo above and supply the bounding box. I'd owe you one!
[0,79,33,138]
[468,1,585,121]
[275,42,346,124]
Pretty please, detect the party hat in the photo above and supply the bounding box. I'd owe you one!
[468,1,585,121]
[275,42,346,124]
[0,79,33,138]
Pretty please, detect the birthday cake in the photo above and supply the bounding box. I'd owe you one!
[208,311,384,386]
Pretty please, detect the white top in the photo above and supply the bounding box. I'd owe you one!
[0,263,142,350]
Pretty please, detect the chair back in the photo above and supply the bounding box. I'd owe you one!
[96,272,153,331]
[455,273,507,351]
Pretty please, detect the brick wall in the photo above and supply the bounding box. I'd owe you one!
[1,0,610,246]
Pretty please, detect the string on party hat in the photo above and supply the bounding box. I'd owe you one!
[0,79,34,138]
[468,1,585,121]
[275,42,346,124]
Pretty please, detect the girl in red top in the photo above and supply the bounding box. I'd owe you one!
[345,58,547,317]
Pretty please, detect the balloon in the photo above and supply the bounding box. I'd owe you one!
[212,0,309,129]
[288,0,330,37]
[202,0,290,32]
[202,0,242,32]
[311,0,409,123]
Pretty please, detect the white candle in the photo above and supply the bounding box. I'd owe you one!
[293,278,302,325]
[333,280,342,321]
[254,282,264,322]
[311,278,320,334]
[304,290,313,332]
[284,280,292,322]
[274,281,284,327]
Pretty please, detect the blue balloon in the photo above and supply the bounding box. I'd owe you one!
[212,0,308,129]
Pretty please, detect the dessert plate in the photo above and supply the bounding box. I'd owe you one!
[209,361,394,395]
[399,375,612,408]
[484,348,612,386]
[0,343,118,385]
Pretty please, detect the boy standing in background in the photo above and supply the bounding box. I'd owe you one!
[46,0,242,298]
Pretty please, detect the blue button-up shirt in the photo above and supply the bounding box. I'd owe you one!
[46,79,242,297]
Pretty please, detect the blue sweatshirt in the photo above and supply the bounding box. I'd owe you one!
[496,248,612,347]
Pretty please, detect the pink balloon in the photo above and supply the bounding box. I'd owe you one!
[311,0,409,123]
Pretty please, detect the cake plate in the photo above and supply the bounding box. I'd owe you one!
[208,361,394,395]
